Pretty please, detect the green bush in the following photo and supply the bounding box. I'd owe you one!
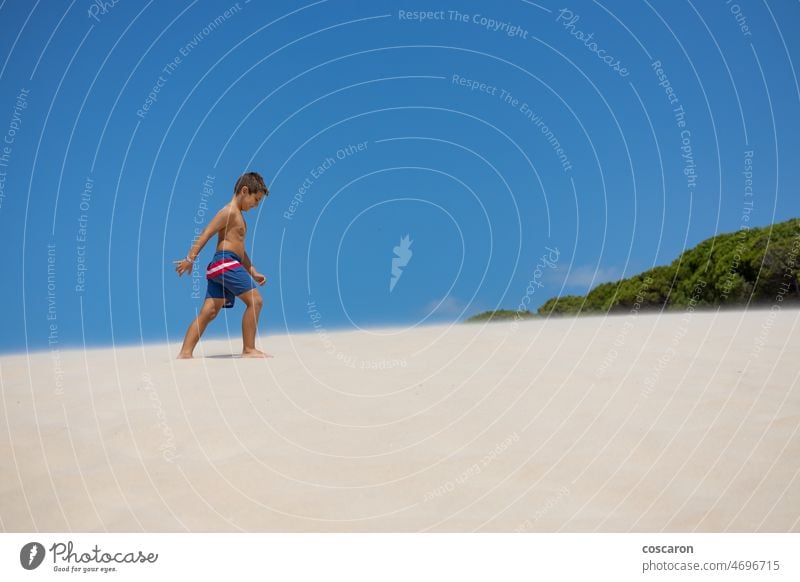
[536,218,800,315]
[467,218,799,321]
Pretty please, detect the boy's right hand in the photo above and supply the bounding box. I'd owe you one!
[174,258,193,276]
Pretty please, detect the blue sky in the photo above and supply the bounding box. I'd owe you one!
[1,0,798,352]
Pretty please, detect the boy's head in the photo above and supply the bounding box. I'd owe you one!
[233,171,269,211]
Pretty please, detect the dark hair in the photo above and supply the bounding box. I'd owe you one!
[233,172,268,196]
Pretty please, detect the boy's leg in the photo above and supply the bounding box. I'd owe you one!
[178,298,225,358]
[238,288,271,358]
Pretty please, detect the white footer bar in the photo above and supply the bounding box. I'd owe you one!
[2,533,797,581]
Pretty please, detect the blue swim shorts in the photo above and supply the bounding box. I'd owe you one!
[205,250,257,308]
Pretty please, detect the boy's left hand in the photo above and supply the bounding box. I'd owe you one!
[252,271,267,286]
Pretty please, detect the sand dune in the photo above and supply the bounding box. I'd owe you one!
[1,308,798,532]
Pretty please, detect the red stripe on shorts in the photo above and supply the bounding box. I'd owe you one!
[206,259,241,279]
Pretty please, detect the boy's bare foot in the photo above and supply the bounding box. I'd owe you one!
[242,348,273,358]
[177,352,194,359]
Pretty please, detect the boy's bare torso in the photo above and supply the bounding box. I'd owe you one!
[216,203,247,257]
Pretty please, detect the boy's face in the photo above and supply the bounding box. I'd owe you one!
[241,187,267,211]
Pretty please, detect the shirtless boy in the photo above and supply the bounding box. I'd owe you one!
[174,172,271,359]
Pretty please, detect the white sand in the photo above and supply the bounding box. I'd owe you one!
[1,308,798,532]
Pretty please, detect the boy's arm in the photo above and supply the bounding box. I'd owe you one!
[175,208,228,276]
[242,250,266,286]
[187,209,229,259]
[241,250,253,272]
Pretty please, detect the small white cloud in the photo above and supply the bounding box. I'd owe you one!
[422,295,467,317]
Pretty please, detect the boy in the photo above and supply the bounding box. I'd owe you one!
[174,172,271,359]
